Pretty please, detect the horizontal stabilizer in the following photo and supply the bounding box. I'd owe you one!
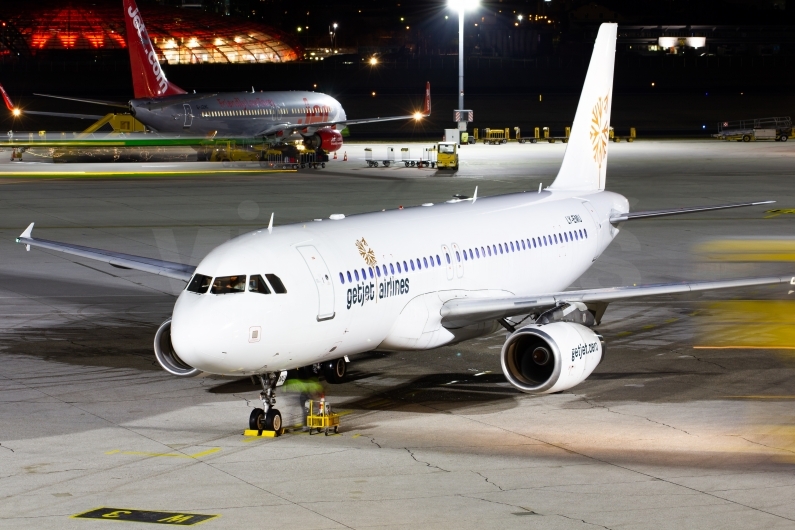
[33,93,129,108]
[23,110,105,120]
[610,200,774,223]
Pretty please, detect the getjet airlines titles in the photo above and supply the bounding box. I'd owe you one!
[17,24,790,434]
[2,0,431,153]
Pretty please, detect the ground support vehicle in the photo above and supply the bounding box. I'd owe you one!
[261,147,299,169]
[364,147,396,167]
[713,117,792,142]
[514,127,539,144]
[399,147,437,168]
[209,140,261,162]
[436,142,459,170]
[480,128,509,145]
[299,151,326,169]
[610,127,637,143]
[306,399,340,435]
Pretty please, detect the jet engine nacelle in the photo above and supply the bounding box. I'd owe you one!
[500,322,604,394]
[303,128,343,152]
[154,319,200,376]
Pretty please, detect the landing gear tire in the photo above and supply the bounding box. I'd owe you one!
[265,409,282,431]
[323,358,347,384]
[252,373,282,433]
[249,408,265,430]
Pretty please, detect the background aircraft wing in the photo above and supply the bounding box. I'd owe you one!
[16,223,195,281]
[440,275,793,328]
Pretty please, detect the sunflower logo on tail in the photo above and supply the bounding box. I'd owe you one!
[589,95,610,169]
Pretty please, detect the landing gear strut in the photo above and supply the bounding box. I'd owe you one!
[249,373,282,432]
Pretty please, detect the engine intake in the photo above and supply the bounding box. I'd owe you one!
[303,128,343,152]
[501,322,604,393]
[154,319,200,376]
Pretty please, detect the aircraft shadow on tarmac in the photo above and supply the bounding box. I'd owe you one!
[207,370,520,415]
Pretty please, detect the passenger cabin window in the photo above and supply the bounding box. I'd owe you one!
[265,274,287,294]
[211,275,246,294]
[249,275,271,294]
[186,274,212,294]
[339,272,345,284]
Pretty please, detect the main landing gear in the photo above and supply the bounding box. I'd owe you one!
[249,373,282,433]
[323,357,347,384]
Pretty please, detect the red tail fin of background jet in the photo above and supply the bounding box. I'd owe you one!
[0,83,16,112]
[124,0,186,99]
[424,82,431,116]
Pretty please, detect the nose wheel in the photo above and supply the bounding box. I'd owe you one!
[249,407,282,431]
[249,373,282,433]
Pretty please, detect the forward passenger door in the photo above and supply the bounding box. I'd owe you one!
[297,246,335,321]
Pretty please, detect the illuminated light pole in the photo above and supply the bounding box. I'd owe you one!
[329,23,338,52]
[448,0,478,135]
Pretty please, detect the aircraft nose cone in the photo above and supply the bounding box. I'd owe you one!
[170,292,249,375]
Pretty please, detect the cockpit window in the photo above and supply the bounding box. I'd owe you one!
[211,275,246,294]
[186,274,212,294]
[248,275,271,294]
[265,274,287,294]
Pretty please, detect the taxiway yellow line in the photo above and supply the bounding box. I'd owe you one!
[105,447,220,458]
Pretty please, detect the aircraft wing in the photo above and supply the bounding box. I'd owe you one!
[256,82,432,136]
[22,110,106,120]
[16,223,195,282]
[337,81,432,127]
[610,201,775,223]
[440,276,793,328]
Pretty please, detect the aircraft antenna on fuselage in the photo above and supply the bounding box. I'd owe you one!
[267,213,274,234]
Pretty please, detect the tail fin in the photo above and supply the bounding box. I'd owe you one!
[424,82,431,116]
[550,23,617,192]
[0,82,16,112]
[124,0,186,99]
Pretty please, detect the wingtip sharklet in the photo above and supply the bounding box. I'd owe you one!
[19,222,34,240]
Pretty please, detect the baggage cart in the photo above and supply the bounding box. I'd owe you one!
[306,399,340,435]
[714,116,792,142]
[364,147,395,167]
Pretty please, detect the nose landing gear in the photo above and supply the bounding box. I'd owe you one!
[248,373,282,433]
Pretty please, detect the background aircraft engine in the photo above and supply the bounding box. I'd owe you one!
[303,128,343,152]
[154,319,200,377]
[500,322,604,394]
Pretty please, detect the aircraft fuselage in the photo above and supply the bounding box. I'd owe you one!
[130,90,346,139]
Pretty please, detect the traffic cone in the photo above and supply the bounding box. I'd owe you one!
[333,150,337,160]
[343,151,347,161]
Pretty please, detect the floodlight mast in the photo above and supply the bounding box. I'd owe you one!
[449,0,478,132]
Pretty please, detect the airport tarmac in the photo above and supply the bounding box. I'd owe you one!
[1,140,795,529]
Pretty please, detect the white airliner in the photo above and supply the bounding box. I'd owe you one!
[17,24,789,433]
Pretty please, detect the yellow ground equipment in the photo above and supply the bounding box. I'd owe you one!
[481,128,508,145]
[436,142,459,170]
[79,113,147,136]
[306,399,340,435]
[209,140,262,162]
[514,127,539,144]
